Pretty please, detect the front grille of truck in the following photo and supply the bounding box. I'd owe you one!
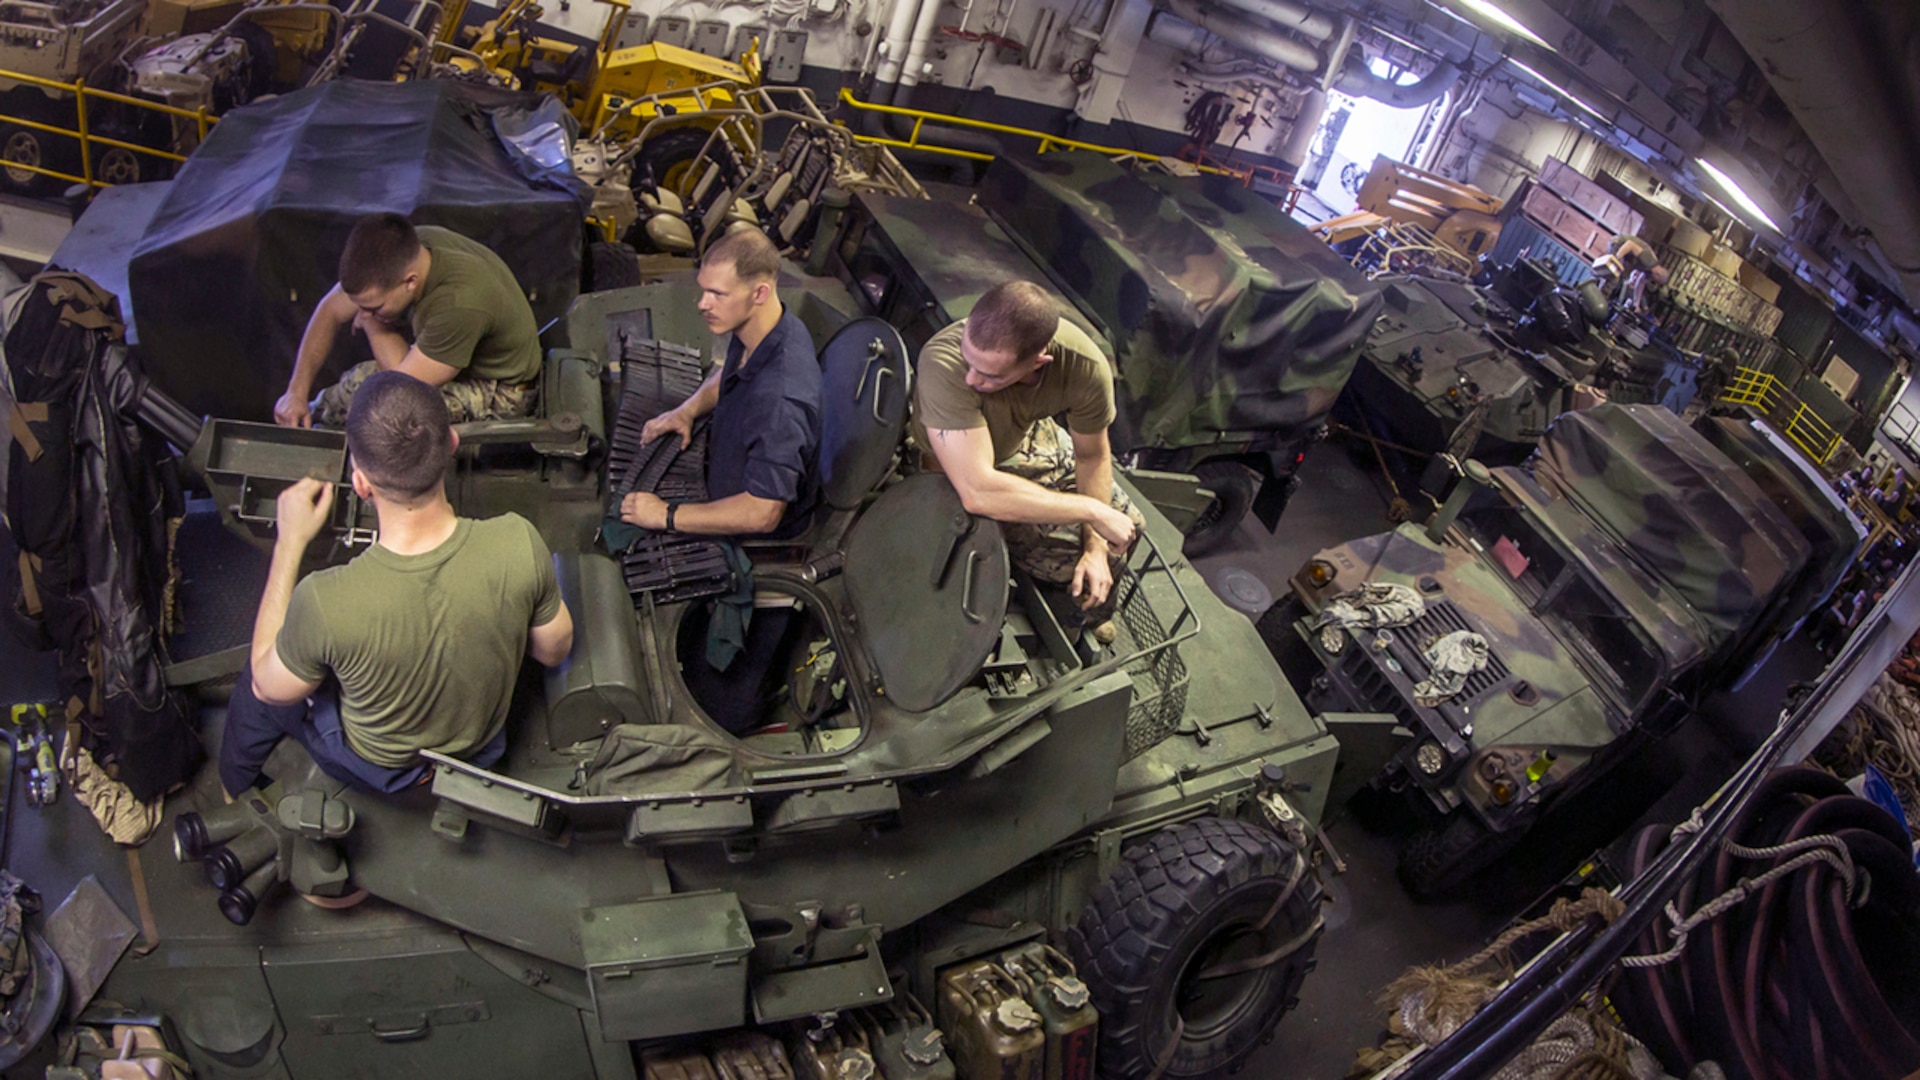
[1316,599,1511,738]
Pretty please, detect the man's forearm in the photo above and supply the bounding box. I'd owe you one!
[681,369,722,420]
[289,293,348,397]
[367,329,411,371]
[1074,449,1115,555]
[962,469,1105,527]
[671,492,784,535]
[249,541,306,673]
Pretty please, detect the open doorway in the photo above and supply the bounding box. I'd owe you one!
[1300,56,1445,217]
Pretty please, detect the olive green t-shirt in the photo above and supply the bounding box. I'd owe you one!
[276,514,563,768]
[912,316,1115,464]
[411,226,542,385]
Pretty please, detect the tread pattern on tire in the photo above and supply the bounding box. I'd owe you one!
[1069,816,1323,1079]
[1397,810,1522,900]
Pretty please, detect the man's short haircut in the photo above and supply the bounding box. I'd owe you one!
[701,227,781,284]
[340,213,422,294]
[346,371,453,501]
[966,281,1058,360]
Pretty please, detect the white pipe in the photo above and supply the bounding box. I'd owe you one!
[1205,0,1335,41]
[1151,0,1322,72]
[898,0,947,88]
[875,0,925,86]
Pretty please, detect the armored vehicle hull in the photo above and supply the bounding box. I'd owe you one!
[6,274,1336,1080]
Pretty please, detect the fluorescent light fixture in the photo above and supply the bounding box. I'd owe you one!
[1696,158,1782,233]
[1452,0,1551,49]
[1508,58,1610,123]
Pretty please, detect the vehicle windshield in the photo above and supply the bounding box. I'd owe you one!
[1461,502,1662,711]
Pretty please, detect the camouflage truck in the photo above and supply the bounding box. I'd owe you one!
[4,271,1340,1079]
[1343,264,1701,495]
[832,150,1384,554]
[1259,404,1858,895]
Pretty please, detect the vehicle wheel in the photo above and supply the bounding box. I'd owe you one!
[1254,594,1319,695]
[0,123,68,195]
[1183,461,1254,557]
[585,240,642,292]
[633,127,715,199]
[1397,809,1525,900]
[90,143,152,187]
[1070,817,1323,1078]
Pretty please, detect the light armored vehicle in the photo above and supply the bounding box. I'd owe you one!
[833,150,1385,554]
[1261,404,1859,895]
[4,263,1339,1077]
[1343,263,1700,493]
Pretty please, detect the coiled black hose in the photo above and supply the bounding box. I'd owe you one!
[1613,766,1920,1080]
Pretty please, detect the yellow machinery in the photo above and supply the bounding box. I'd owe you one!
[444,0,759,142]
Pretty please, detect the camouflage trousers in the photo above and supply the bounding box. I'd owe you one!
[999,420,1146,603]
[311,361,537,427]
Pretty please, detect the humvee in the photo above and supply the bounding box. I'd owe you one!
[3,260,1340,1079]
[1260,404,1858,896]
[831,150,1384,554]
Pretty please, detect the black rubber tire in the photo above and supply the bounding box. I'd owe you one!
[1397,809,1525,900]
[1183,460,1254,557]
[89,142,155,187]
[1070,817,1323,1079]
[633,127,716,198]
[1253,594,1319,697]
[586,240,642,292]
[0,121,67,195]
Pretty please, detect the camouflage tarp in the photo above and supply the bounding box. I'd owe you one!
[1527,404,1810,649]
[974,153,1383,455]
[1697,416,1863,632]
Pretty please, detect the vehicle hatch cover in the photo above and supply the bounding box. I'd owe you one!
[844,473,1008,712]
[819,317,911,510]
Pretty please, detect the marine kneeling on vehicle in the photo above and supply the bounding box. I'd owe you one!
[222,370,575,797]
[913,281,1141,640]
[274,213,545,428]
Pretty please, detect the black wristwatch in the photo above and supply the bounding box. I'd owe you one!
[664,503,678,532]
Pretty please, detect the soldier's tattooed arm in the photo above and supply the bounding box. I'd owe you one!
[927,425,1134,547]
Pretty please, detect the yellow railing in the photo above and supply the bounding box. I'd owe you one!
[837,89,1245,180]
[1720,366,1846,465]
[0,65,218,191]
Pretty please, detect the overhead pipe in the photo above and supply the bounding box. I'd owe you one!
[1333,57,1462,108]
[1317,12,1356,91]
[1203,0,1336,41]
[874,0,925,90]
[895,0,950,101]
[1277,86,1326,171]
[1150,0,1323,73]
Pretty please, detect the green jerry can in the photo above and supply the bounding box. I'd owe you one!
[641,1045,721,1080]
[999,944,1097,1080]
[936,961,1045,1080]
[788,1020,878,1080]
[848,994,956,1079]
[711,1031,797,1079]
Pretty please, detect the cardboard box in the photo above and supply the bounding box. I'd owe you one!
[1670,219,1711,259]
[1738,261,1782,305]
[1707,244,1744,279]
[146,0,248,37]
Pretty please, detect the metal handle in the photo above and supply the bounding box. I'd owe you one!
[960,549,982,623]
[854,345,883,403]
[870,367,895,424]
[370,1018,429,1043]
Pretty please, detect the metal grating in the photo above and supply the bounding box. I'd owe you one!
[1113,567,1190,760]
[1399,600,1512,706]
[1321,598,1511,738]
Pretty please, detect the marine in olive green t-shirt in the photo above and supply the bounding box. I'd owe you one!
[275,513,561,768]
[410,225,542,385]
[911,316,1116,463]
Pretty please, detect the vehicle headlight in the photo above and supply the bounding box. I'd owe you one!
[1414,742,1447,776]
[1305,559,1337,589]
